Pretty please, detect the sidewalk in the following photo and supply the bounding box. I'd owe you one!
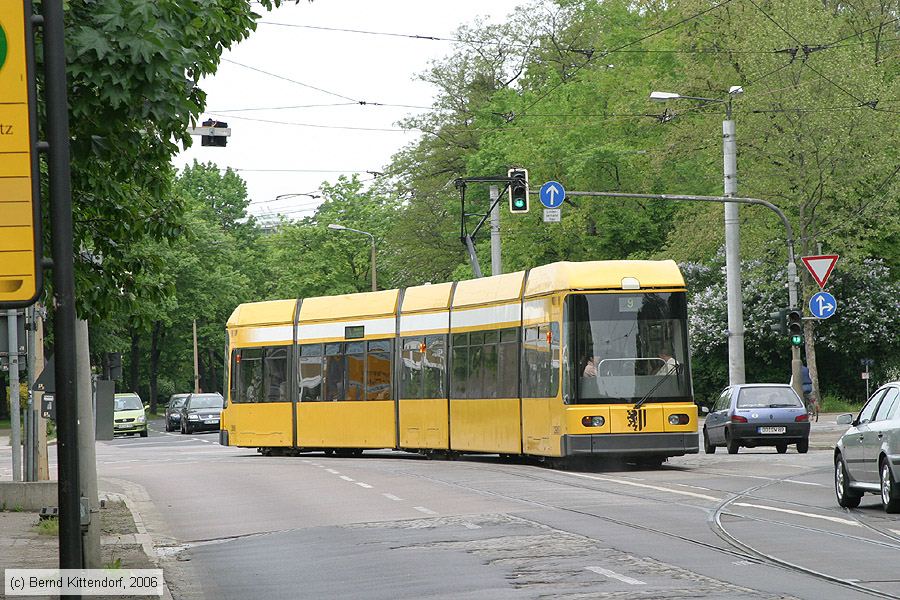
[0,494,171,599]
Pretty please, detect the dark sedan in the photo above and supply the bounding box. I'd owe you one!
[164,393,190,432]
[179,393,224,434]
[834,381,900,513]
[704,384,810,454]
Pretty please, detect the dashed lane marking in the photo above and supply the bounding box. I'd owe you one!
[326,469,340,474]
[339,475,354,482]
[585,566,646,585]
[382,494,403,501]
[733,502,859,526]
[354,482,373,489]
[566,472,722,502]
[413,506,437,515]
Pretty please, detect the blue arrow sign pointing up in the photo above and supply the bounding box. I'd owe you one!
[539,181,565,208]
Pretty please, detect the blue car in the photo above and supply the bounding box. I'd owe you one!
[703,384,810,454]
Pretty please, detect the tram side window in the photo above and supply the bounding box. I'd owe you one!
[230,350,239,403]
[346,342,365,401]
[239,348,263,403]
[298,344,323,402]
[367,340,392,400]
[524,323,559,398]
[424,335,446,398]
[400,337,423,399]
[451,333,468,399]
[498,328,518,398]
[264,347,289,402]
[324,343,344,402]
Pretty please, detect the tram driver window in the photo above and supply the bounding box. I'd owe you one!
[239,348,263,403]
[264,347,288,402]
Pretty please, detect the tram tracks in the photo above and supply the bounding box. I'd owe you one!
[388,459,900,599]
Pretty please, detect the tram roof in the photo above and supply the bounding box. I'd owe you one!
[453,271,526,308]
[524,260,684,296]
[227,299,297,328]
[300,289,399,322]
[400,282,454,312]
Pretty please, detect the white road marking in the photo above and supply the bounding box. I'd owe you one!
[733,502,859,526]
[892,529,900,536]
[585,566,646,585]
[675,483,714,491]
[462,522,481,530]
[566,472,722,502]
[732,560,754,566]
[413,506,438,515]
[339,475,354,482]
[382,493,403,501]
[698,471,826,487]
[326,469,340,474]
[354,482,373,488]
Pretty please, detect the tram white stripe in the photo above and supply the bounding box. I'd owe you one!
[732,502,860,526]
[399,312,447,334]
[244,325,293,344]
[451,304,520,329]
[298,318,394,341]
[413,506,438,515]
[585,566,646,585]
[566,472,722,502]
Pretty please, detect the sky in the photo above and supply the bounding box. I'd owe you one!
[174,1,525,220]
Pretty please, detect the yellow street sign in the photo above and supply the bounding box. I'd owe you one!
[0,0,41,306]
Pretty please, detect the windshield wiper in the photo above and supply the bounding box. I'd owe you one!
[633,366,678,411]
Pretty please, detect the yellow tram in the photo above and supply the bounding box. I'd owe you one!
[220,260,699,462]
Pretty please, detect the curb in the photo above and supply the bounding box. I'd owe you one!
[100,491,174,600]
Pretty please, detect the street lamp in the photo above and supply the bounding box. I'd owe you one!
[328,224,377,292]
[650,85,746,386]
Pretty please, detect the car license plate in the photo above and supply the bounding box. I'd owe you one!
[115,423,129,428]
[758,426,786,434]
[205,419,219,425]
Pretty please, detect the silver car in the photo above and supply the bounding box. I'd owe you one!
[834,381,900,513]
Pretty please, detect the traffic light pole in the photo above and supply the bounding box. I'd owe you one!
[456,176,513,278]
[563,190,803,395]
[43,0,84,571]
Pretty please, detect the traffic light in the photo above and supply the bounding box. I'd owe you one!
[768,308,788,335]
[507,168,529,213]
[201,119,229,147]
[787,309,803,347]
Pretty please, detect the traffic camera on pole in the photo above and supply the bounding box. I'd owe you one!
[787,309,803,347]
[507,168,529,213]
[768,308,788,335]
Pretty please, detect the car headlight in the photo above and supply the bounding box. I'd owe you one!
[136,414,146,423]
[188,414,200,421]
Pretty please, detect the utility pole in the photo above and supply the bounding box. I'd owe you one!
[489,186,502,276]
[25,306,35,481]
[76,319,100,566]
[34,307,48,480]
[723,102,746,385]
[193,319,200,393]
[6,309,22,482]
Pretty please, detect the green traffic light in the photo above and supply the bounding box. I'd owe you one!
[790,335,803,346]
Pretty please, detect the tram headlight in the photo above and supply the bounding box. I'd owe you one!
[668,414,689,425]
[581,415,605,427]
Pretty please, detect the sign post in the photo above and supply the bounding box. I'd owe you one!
[0,0,42,307]
[539,181,565,223]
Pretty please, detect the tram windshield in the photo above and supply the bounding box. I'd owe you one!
[566,292,692,404]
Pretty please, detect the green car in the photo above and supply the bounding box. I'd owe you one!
[113,393,148,437]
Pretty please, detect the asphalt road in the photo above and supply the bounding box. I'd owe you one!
[93,419,900,600]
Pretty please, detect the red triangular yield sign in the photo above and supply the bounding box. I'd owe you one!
[801,255,839,288]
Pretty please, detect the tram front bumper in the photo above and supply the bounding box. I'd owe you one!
[561,432,699,457]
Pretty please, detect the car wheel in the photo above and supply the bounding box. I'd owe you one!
[880,458,900,514]
[776,443,788,454]
[703,428,716,454]
[835,454,862,508]
[796,438,809,454]
[140,429,148,438]
[726,430,739,454]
